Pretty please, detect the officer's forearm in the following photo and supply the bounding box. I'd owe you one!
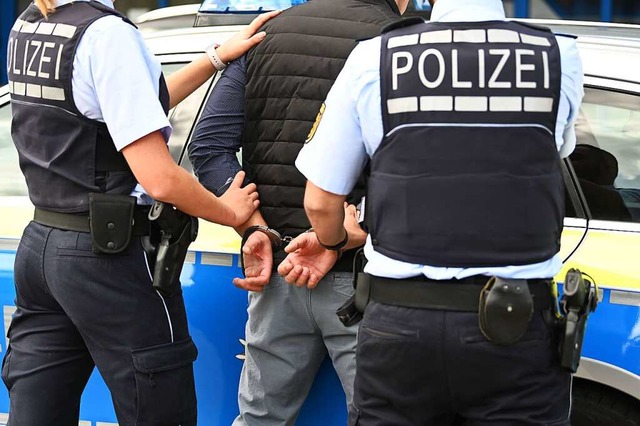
[303,181,346,247]
[123,131,237,226]
[234,210,268,237]
[166,55,217,109]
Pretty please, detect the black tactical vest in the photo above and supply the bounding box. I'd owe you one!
[243,0,400,240]
[8,1,169,213]
[370,19,564,267]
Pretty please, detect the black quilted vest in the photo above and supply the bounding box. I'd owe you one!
[243,0,401,243]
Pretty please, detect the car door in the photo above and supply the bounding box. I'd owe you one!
[562,78,640,420]
[0,87,31,244]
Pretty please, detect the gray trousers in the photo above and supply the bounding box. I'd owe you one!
[233,272,357,426]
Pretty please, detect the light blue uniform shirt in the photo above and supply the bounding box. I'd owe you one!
[296,0,584,280]
[59,0,171,202]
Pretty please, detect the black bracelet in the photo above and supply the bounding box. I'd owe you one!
[317,228,348,251]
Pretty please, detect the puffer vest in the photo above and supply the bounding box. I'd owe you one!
[243,0,401,241]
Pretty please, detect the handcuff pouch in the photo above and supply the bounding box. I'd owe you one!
[479,277,534,345]
[89,193,136,254]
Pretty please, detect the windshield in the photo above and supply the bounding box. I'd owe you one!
[199,0,430,14]
[199,0,307,13]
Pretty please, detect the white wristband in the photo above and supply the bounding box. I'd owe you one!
[206,43,227,71]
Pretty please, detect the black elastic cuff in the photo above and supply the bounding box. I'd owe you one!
[318,228,348,251]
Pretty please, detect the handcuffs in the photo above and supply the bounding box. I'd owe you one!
[239,226,292,277]
[240,226,347,277]
[241,225,292,251]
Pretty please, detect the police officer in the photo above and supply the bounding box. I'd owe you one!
[294,0,584,424]
[3,0,278,424]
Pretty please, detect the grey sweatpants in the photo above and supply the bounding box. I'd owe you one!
[233,272,357,426]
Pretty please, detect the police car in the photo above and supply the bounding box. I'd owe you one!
[0,2,639,424]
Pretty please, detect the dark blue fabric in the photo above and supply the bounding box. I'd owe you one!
[3,222,195,425]
[350,302,572,425]
[188,56,247,197]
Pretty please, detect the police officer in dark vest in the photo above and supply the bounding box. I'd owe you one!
[295,0,585,423]
[3,0,277,423]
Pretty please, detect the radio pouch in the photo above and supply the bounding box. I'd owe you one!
[89,193,136,254]
[479,277,534,345]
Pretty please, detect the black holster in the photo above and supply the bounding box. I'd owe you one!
[142,202,198,297]
[336,249,368,327]
[558,268,598,372]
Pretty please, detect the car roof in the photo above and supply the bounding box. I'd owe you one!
[527,20,640,85]
[144,18,640,85]
[135,4,201,33]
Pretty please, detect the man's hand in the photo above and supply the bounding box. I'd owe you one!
[233,231,273,292]
[219,171,260,227]
[277,233,339,289]
[216,10,282,63]
[343,202,367,249]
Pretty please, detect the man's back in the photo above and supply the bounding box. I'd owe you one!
[189,1,402,424]
[243,0,401,241]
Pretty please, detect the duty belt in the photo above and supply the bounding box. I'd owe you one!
[34,207,151,236]
[368,275,554,312]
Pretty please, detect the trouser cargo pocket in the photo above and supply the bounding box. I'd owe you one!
[132,337,198,426]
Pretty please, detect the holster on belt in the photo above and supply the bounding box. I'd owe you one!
[89,193,137,254]
[336,248,368,327]
[142,201,198,297]
[353,272,555,346]
[558,268,598,372]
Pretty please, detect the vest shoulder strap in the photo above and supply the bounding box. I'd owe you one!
[381,16,425,34]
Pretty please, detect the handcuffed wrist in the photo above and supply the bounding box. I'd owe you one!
[206,43,227,71]
[242,226,284,250]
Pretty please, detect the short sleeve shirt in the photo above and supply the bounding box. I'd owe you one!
[295,0,585,280]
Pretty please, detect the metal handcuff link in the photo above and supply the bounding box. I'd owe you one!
[239,225,293,277]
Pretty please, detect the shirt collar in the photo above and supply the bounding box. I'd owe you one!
[430,0,506,22]
[54,0,115,10]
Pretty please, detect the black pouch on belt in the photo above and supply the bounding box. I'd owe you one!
[89,192,136,254]
[479,277,534,345]
[336,248,369,327]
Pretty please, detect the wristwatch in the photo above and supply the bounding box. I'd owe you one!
[205,43,227,71]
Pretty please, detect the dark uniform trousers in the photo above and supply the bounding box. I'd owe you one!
[349,301,572,426]
[2,222,197,426]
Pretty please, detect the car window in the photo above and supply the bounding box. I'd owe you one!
[0,100,28,196]
[571,88,640,222]
[161,63,212,173]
